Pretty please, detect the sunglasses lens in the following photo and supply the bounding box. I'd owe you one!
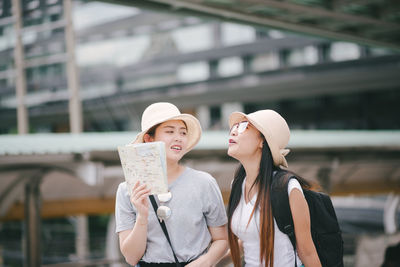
[230,121,249,134]
[237,121,248,134]
[157,206,171,222]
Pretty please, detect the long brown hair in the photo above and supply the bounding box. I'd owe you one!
[227,139,310,267]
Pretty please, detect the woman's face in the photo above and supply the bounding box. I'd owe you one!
[146,120,188,163]
[227,120,263,161]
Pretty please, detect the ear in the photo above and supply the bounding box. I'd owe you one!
[258,137,264,148]
[143,134,154,143]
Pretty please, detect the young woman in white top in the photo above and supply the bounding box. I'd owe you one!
[226,109,322,267]
[115,102,228,267]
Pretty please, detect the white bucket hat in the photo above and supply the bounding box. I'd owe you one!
[229,109,290,167]
[132,102,202,152]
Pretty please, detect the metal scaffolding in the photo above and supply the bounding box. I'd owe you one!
[8,0,84,265]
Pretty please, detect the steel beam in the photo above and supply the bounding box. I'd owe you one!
[129,0,400,50]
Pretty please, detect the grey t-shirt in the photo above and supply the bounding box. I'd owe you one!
[115,167,228,263]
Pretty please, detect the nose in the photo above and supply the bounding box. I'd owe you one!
[174,132,183,142]
[230,128,238,136]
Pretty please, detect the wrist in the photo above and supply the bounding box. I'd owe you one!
[136,215,148,226]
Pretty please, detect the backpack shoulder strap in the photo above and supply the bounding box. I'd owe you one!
[270,172,296,249]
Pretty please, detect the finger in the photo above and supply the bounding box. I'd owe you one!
[133,185,150,197]
[132,181,140,190]
[138,193,150,204]
[134,188,151,201]
[132,186,150,199]
[132,183,147,196]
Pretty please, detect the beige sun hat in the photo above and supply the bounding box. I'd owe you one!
[132,102,202,152]
[229,109,290,167]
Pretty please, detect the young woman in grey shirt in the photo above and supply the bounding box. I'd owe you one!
[115,102,228,267]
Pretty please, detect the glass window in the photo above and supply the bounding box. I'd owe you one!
[210,106,221,129]
[252,52,280,72]
[330,42,361,62]
[287,45,318,67]
[177,61,209,83]
[172,24,213,53]
[221,22,256,46]
[218,57,243,77]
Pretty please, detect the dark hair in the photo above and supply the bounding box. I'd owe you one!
[227,139,311,267]
[145,123,161,137]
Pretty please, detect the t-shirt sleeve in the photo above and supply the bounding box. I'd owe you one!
[115,182,137,233]
[203,176,228,227]
[288,178,304,197]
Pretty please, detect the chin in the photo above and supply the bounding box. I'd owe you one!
[167,153,184,163]
[227,148,239,160]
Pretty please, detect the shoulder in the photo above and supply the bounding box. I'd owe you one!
[288,178,304,196]
[116,182,129,198]
[115,182,135,210]
[117,181,127,191]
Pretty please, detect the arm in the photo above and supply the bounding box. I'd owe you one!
[289,188,322,267]
[187,224,229,267]
[118,182,151,265]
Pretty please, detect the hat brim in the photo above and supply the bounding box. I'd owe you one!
[229,111,288,168]
[132,113,202,153]
[229,112,247,128]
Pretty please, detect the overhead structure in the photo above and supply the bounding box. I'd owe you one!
[122,0,400,51]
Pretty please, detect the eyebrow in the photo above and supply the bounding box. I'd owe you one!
[162,125,187,130]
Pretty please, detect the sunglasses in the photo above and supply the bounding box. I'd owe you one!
[156,191,172,222]
[229,121,249,135]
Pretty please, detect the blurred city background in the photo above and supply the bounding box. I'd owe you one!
[0,0,400,266]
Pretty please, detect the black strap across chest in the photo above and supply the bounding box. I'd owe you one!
[149,195,181,267]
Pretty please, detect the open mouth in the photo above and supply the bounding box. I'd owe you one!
[171,145,182,151]
[229,139,236,144]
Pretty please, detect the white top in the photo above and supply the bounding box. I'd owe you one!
[231,178,303,267]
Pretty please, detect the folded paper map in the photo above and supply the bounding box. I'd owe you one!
[118,141,168,195]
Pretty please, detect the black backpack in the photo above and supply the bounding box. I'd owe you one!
[270,172,344,267]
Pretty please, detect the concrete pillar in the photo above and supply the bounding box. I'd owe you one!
[221,103,243,129]
[209,60,219,79]
[75,215,89,260]
[383,194,400,234]
[212,22,222,49]
[12,0,28,134]
[23,175,42,267]
[317,43,330,63]
[242,55,253,74]
[196,105,211,130]
[64,0,82,133]
[106,215,124,267]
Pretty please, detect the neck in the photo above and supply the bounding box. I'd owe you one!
[167,160,184,183]
[240,151,262,185]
